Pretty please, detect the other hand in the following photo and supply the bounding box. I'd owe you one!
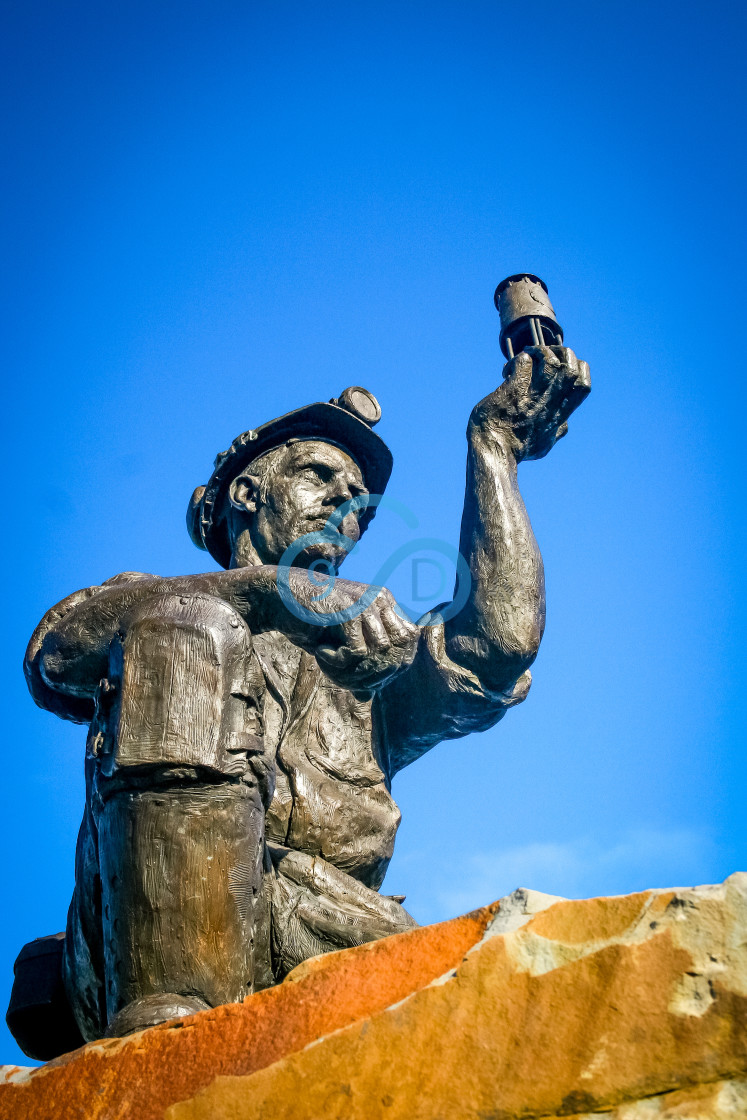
[285,572,420,694]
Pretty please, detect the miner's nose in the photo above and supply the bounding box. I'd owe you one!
[324,474,354,506]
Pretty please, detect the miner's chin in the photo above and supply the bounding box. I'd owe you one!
[290,540,350,572]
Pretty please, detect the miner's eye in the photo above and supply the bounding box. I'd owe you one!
[348,485,369,511]
[301,462,331,483]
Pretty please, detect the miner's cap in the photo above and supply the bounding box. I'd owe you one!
[187,387,392,569]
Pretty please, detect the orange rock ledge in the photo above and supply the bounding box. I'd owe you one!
[2,877,747,1120]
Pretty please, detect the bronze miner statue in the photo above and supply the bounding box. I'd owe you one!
[7,275,590,1059]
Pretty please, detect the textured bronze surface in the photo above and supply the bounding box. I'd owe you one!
[7,278,590,1056]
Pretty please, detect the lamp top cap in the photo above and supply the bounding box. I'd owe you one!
[494,273,548,309]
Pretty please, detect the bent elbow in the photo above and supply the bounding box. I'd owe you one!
[491,622,542,679]
[512,633,541,672]
[446,631,539,695]
[491,646,537,693]
[36,631,92,696]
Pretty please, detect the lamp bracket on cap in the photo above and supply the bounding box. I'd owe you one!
[333,386,382,427]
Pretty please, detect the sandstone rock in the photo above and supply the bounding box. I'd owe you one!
[2,877,747,1119]
[0,903,497,1119]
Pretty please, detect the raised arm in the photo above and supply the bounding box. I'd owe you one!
[444,345,590,692]
[377,345,590,775]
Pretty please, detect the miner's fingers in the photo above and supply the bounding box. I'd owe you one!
[538,345,574,392]
[550,347,590,396]
[549,345,578,369]
[315,644,348,669]
[504,349,535,390]
[516,346,563,405]
[361,609,391,653]
[316,615,367,668]
[380,601,419,655]
[348,658,408,690]
[575,359,591,393]
[541,350,590,418]
[559,358,591,419]
[341,614,368,655]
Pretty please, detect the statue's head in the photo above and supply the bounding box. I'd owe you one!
[187,387,392,571]
[225,438,369,570]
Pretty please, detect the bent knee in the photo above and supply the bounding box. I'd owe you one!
[100,593,265,776]
[120,591,251,643]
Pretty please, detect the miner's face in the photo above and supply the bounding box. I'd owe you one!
[231,440,369,569]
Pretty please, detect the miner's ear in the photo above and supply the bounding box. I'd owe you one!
[228,473,260,514]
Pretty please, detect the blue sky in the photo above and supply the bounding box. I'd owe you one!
[2,0,745,1065]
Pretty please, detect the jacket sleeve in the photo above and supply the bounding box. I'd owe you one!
[375,620,531,778]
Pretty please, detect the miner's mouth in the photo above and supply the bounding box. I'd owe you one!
[303,514,342,532]
[300,541,345,556]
